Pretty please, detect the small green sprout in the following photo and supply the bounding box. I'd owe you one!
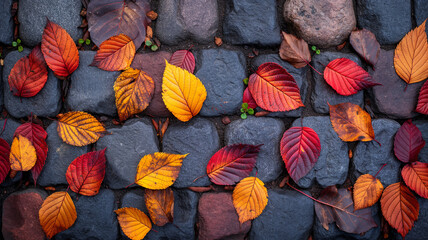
[18,46,24,52]
[85,39,91,45]
[145,40,153,47]
[240,102,254,119]
[311,45,316,51]
[316,49,321,55]
[12,38,23,52]
[151,45,158,51]
[243,78,249,85]
[78,38,84,45]
[311,45,321,54]
[12,41,17,47]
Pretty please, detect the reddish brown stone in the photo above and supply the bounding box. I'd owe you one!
[2,189,47,240]
[131,51,172,117]
[198,192,251,240]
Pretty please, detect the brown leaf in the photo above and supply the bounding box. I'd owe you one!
[350,29,380,67]
[146,10,158,20]
[146,26,153,39]
[145,188,174,226]
[215,37,223,46]
[279,31,311,68]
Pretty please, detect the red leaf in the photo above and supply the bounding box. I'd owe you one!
[0,138,11,184]
[402,161,428,198]
[416,80,428,114]
[169,50,195,73]
[394,119,425,163]
[349,29,380,67]
[14,122,48,184]
[66,149,106,196]
[242,88,258,109]
[41,19,79,77]
[8,46,48,97]
[280,127,321,182]
[248,62,304,112]
[90,34,135,71]
[324,58,381,96]
[206,144,261,185]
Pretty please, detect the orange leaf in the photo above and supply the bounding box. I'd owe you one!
[233,176,268,223]
[90,34,135,71]
[279,31,311,68]
[353,174,384,210]
[144,188,174,226]
[329,102,378,143]
[39,191,77,239]
[9,135,37,171]
[381,182,419,238]
[115,207,152,240]
[114,67,155,121]
[402,161,428,198]
[41,19,79,77]
[394,20,428,84]
[57,111,107,146]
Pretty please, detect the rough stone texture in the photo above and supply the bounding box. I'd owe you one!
[0,119,20,144]
[311,52,364,114]
[163,118,220,188]
[56,189,117,240]
[130,52,172,117]
[223,0,281,46]
[356,0,411,45]
[0,65,3,110]
[250,189,313,240]
[37,122,89,186]
[96,119,159,189]
[415,0,428,36]
[252,54,308,117]
[198,192,251,240]
[195,49,246,116]
[414,120,428,163]
[292,116,349,188]
[155,0,218,45]
[368,50,422,119]
[401,198,428,239]
[121,188,199,240]
[352,119,401,187]
[284,0,356,48]
[2,189,47,240]
[18,0,82,46]
[225,117,285,183]
[0,0,13,45]
[3,49,62,118]
[67,51,119,116]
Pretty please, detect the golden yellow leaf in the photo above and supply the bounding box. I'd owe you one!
[353,174,384,210]
[9,135,37,171]
[394,20,428,84]
[115,207,152,240]
[233,176,268,223]
[162,60,207,122]
[57,111,107,146]
[145,188,174,226]
[135,152,187,190]
[39,191,77,239]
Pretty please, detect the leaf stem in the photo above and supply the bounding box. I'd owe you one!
[374,163,387,178]
[373,138,381,147]
[0,118,7,137]
[125,182,135,189]
[302,59,323,76]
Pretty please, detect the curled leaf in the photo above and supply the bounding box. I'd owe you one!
[279,31,311,68]
[90,34,135,71]
[9,135,37,171]
[353,174,384,210]
[145,188,174,226]
[115,207,152,240]
[394,119,425,163]
[233,176,268,223]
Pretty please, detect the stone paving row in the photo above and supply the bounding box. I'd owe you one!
[0,0,427,239]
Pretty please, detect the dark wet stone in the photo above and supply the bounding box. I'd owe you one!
[0,65,3,110]
[0,119,20,144]
[415,0,428,36]
[414,120,428,163]
[0,0,13,45]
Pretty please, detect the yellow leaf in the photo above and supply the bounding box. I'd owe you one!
[162,60,207,122]
[57,111,107,146]
[39,191,77,239]
[114,68,155,122]
[115,207,152,240]
[394,19,428,84]
[145,188,174,226]
[233,176,268,223]
[353,174,384,210]
[9,135,37,171]
[135,152,187,190]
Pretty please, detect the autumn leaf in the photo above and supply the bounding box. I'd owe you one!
[135,152,187,190]
[90,34,136,71]
[394,20,428,84]
[280,127,321,183]
[329,102,378,143]
[66,149,106,196]
[169,50,196,73]
[349,29,380,67]
[248,62,304,112]
[381,182,419,238]
[416,80,428,114]
[162,60,207,122]
[57,111,107,147]
[353,174,384,210]
[0,138,10,184]
[206,144,261,185]
[324,58,380,96]
[115,207,152,240]
[145,188,174,226]
[394,119,425,163]
[9,135,37,171]
[315,186,377,234]
[14,122,48,184]
[233,176,268,223]
[242,88,258,109]
[8,45,48,97]
[41,19,79,77]
[39,191,77,239]
[402,162,428,198]
[279,31,311,68]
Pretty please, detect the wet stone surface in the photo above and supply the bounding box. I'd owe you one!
[0,0,13,45]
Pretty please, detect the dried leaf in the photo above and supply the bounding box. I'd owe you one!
[115,207,152,240]
[402,161,428,198]
[233,176,268,223]
[353,174,384,210]
[169,50,195,73]
[394,119,425,163]
[0,138,10,184]
[9,135,37,171]
[146,10,158,20]
[145,188,174,226]
[215,37,223,46]
[162,60,207,122]
[146,26,153,39]
[416,80,428,114]
[242,88,257,109]
[90,34,135,71]
[350,29,380,67]
[279,31,311,68]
